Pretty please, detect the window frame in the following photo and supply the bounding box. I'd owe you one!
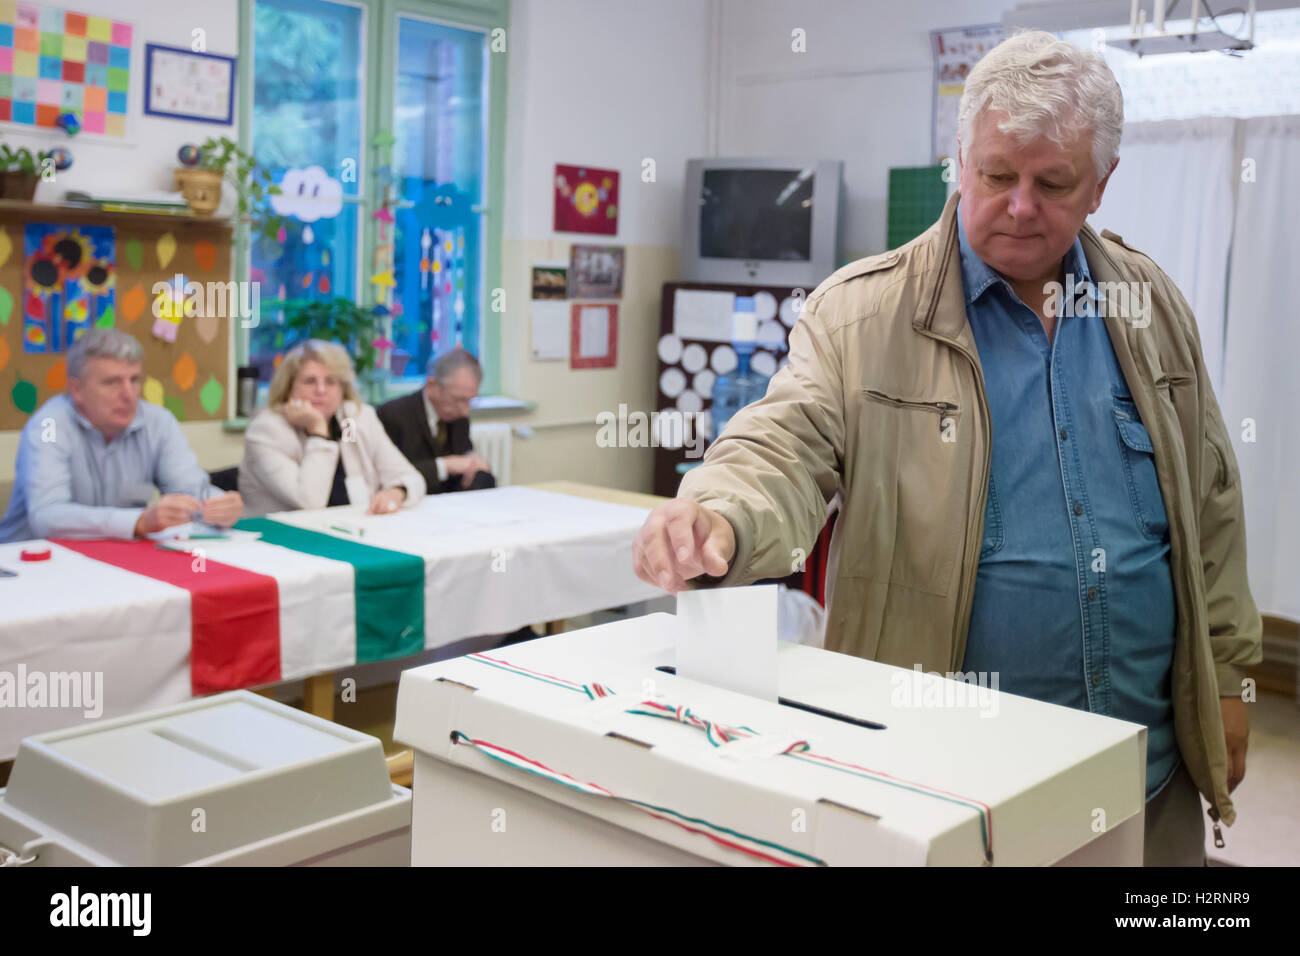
[235,0,509,397]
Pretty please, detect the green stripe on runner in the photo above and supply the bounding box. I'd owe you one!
[236,517,425,663]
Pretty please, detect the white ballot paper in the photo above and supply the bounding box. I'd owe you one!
[676,584,779,702]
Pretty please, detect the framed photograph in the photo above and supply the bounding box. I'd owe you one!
[568,243,624,298]
[143,43,236,125]
[530,265,568,300]
[570,303,618,370]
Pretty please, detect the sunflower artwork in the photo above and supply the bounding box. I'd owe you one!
[22,224,116,354]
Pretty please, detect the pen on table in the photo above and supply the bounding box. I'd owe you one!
[329,523,365,537]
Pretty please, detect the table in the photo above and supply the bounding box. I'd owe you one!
[0,483,664,760]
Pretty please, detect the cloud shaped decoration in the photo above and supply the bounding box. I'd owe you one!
[270,165,344,222]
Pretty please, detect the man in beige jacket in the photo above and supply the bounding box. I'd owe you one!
[634,31,1262,866]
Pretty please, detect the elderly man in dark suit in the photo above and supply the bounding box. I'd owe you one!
[377,348,495,494]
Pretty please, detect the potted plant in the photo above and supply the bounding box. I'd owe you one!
[176,137,284,237]
[261,296,387,400]
[0,143,50,200]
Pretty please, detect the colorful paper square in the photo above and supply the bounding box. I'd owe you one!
[86,39,106,63]
[85,16,110,42]
[38,54,61,79]
[106,89,124,113]
[35,102,58,126]
[0,74,10,96]
[0,48,10,73]
[11,48,34,74]
[13,25,36,50]
[12,74,35,101]
[108,44,128,69]
[80,108,103,133]
[38,5,60,31]
[104,111,123,137]
[106,66,126,92]
[61,59,82,82]
[0,99,10,122]
[0,1,16,26]
[110,21,130,46]
[11,100,33,124]
[38,30,59,56]
[64,12,86,36]
[61,82,82,109]
[62,34,85,61]
[0,24,13,46]
[83,61,105,87]
[83,84,104,110]
[35,77,59,104]
[15,2,37,30]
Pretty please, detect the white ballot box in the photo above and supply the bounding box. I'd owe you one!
[0,692,411,866]
[394,613,1147,866]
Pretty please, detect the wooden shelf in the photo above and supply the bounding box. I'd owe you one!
[0,199,233,232]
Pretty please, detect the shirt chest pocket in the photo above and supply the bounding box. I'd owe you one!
[854,388,967,596]
[1112,394,1169,541]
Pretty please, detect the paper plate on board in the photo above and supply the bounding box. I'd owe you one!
[710,345,737,375]
[681,343,709,373]
[657,334,683,365]
[693,369,715,398]
[659,367,687,399]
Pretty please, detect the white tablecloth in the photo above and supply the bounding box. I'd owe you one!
[0,486,660,759]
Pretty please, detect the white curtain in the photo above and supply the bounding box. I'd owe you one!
[1088,117,1239,392]
[1220,115,1300,623]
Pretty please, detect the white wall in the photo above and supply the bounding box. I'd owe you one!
[713,0,1085,259]
[498,0,713,491]
[3,0,240,200]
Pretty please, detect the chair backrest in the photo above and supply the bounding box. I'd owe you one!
[209,467,239,493]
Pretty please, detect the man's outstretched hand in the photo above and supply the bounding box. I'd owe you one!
[633,498,735,593]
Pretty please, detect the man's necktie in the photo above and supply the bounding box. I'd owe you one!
[436,420,449,450]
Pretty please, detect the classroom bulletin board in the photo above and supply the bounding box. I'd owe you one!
[0,203,232,430]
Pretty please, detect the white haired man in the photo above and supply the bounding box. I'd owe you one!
[0,328,242,542]
[633,31,1260,865]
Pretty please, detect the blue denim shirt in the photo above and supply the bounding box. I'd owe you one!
[0,394,218,543]
[956,206,1179,801]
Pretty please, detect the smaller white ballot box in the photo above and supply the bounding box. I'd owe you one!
[395,613,1147,866]
[0,691,411,866]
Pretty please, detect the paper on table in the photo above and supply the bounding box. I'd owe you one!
[676,584,779,702]
[530,301,570,360]
[673,289,735,342]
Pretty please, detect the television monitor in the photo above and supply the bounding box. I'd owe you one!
[682,158,843,288]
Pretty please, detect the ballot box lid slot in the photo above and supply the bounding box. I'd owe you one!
[604,732,654,751]
[817,797,881,823]
[436,677,479,694]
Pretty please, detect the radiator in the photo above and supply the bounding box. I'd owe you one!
[469,422,512,485]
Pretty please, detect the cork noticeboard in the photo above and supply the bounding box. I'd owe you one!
[0,201,233,431]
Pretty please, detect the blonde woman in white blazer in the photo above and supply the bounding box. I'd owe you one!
[239,340,426,518]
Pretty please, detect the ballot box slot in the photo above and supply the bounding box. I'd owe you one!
[604,732,654,750]
[654,666,886,730]
[436,677,479,694]
[150,727,260,773]
[816,797,881,822]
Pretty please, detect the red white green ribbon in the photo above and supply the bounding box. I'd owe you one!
[463,653,994,863]
[450,731,824,867]
[467,651,614,699]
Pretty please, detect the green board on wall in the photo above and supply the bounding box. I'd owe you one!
[887,165,948,251]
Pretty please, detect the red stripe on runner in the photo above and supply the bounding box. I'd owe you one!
[469,651,584,689]
[55,539,281,695]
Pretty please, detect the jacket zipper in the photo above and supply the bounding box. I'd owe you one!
[863,389,959,435]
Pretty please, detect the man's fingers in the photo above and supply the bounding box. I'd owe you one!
[664,508,704,578]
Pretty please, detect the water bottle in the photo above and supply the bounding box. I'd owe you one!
[710,296,771,440]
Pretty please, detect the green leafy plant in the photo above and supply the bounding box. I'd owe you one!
[196,136,285,239]
[0,143,50,174]
[263,297,381,377]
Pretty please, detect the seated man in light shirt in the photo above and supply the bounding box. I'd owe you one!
[0,328,242,543]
